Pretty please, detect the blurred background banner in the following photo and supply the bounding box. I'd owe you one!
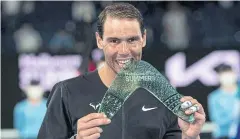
[1,1,240,139]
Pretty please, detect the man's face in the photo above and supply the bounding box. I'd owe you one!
[219,70,238,86]
[96,16,146,73]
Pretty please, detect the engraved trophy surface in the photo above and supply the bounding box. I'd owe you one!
[98,60,195,123]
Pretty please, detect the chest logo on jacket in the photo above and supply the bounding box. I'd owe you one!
[142,105,158,112]
[89,103,101,110]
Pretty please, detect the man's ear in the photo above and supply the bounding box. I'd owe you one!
[142,29,147,48]
[96,32,103,49]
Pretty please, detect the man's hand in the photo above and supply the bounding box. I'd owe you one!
[76,113,111,139]
[178,96,206,139]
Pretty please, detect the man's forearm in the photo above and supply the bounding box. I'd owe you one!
[182,134,200,139]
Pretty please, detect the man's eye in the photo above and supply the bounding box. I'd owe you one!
[110,40,119,43]
[128,38,136,43]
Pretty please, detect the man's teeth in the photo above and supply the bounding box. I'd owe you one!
[118,59,130,64]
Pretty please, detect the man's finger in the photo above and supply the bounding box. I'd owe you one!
[195,103,205,116]
[181,99,198,109]
[78,118,111,130]
[82,133,101,139]
[181,101,192,109]
[184,104,200,114]
[78,113,106,123]
[85,118,111,129]
[194,112,206,125]
[184,103,206,117]
[78,127,102,137]
[180,96,193,102]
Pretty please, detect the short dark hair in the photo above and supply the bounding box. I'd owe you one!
[97,2,144,39]
[215,64,233,73]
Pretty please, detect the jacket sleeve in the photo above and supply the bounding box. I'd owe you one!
[38,82,73,139]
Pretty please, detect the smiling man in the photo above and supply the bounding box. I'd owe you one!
[38,3,205,139]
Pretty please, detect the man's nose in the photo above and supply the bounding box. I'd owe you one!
[117,42,129,54]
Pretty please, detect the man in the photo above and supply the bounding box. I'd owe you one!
[38,3,205,139]
[208,64,240,139]
[14,80,47,138]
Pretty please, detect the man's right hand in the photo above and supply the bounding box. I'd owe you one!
[76,113,111,139]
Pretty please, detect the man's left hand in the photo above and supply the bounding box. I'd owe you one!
[178,96,206,139]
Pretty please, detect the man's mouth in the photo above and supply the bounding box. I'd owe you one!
[116,58,132,68]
